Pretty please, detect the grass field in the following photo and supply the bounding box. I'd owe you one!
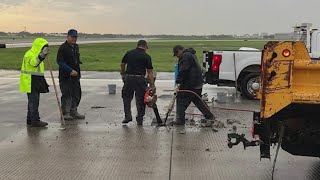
[0,40,267,72]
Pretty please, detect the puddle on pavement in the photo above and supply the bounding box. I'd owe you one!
[213,92,243,103]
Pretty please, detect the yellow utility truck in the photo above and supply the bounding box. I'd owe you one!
[228,24,320,159]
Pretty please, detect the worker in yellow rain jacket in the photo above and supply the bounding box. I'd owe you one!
[20,38,50,127]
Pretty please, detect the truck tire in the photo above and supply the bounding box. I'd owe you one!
[240,72,260,100]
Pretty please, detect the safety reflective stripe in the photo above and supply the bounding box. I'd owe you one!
[21,57,43,76]
[37,63,41,73]
[21,70,44,76]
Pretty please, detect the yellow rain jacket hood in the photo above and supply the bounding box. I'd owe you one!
[19,38,49,93]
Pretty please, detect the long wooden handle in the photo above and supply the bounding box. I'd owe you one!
[164,91,178,124]
[47,55,65,126]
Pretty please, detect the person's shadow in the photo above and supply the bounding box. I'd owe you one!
[26,126,48,150]
[26,126,48,140]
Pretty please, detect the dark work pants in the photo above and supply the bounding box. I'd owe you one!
[60,79,82,115]
[176,89,213,125]
[27,91,40,124]
[122,76,147,122]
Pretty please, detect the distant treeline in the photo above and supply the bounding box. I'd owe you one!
[0,31,275,39]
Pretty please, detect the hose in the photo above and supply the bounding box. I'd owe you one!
[177,89,255,114]
[176,89,214,118]
[172,106,254,117]
[189,106,255,113]
[163,89,212,125]
[212,107,254,113]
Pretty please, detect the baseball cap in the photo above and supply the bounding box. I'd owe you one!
[173,45,184,56]
[137,40,148,49]
[68,29,78,37]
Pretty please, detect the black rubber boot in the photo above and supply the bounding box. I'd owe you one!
[71,112,85,120]
[28,121,48,127]
[122,119,132,124]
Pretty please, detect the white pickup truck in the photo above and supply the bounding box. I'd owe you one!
[202,23,320,99]
[203,48,261,99]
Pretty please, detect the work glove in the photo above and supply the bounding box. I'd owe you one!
[175,84,181,91]
[175,78,182,85]
[173,84,181,96]
[39,47,49,59]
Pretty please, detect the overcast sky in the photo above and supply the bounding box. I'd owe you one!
[0,0,319,35]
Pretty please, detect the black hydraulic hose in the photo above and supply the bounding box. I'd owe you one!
[163,89,254,125]
[177,90,255,114]
[163,89,211,125]
[189,106,255,113]
[177,90,254,113]
[212,107,254,113]
[177,90,211,109]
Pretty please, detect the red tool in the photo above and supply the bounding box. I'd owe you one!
[144,88,164,125]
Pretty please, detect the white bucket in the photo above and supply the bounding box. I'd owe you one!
[108,84,116,94]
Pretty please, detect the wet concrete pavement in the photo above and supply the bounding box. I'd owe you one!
[0,71,319,180]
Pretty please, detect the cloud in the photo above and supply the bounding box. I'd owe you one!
[1,0,320,35]
[0,0,25,8]
[0,0,120,33]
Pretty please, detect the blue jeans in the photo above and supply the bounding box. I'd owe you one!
[27,91,40,124]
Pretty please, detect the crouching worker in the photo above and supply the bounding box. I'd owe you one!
[20,38,50,127]
[172,45,215,126]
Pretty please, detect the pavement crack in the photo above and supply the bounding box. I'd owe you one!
[169,128,174,180]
